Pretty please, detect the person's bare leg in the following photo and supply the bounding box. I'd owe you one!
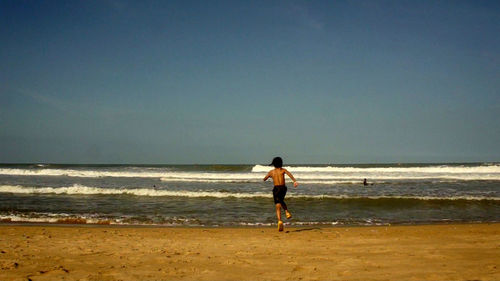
[280,200,292,219]
[275,203,282,221]
[276,204,284,231]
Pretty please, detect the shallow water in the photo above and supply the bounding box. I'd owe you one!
[0,163,498,226]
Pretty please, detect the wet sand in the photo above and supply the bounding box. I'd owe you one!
[0,223,498,280]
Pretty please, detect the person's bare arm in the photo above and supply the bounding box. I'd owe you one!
[284,169,299,187]
[263,171,271,182]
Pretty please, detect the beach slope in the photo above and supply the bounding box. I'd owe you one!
[0,224,498,280]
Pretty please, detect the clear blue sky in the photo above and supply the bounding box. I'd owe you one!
[1,0,499,164]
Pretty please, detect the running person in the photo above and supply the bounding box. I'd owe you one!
[263,157,299,232]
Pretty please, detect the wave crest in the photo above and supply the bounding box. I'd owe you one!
[1,164,500,181]
[252,164,500,173]
[0,185,498,201]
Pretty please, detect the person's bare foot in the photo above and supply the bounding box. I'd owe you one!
[278,220,284,232]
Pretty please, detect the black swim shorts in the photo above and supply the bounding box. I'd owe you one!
[272,185,287,204]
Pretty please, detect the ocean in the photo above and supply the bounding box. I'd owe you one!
[0,163,498,227]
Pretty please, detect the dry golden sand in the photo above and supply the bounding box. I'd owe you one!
[0,223,499,280]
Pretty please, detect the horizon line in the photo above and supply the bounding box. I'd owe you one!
[0,161,498,166]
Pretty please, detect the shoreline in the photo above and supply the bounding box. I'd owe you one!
[1,223,499,280]
[0,220,498,228]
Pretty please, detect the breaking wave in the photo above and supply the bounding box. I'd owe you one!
[0,168,167,178]
[0,163,500,181]
[0,185,498,201]
[251,164,500,173]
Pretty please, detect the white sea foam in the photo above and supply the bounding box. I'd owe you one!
[0,213,200,226]
[0,185,497,201]
[252,164,500,174]
[253,164,500,181]
[0,168,168,178]
[0,214,107,224]
[0,215,60,223]
[1,164,500,181]
[0,185,271,198]
[158,171,500,181]
[0,215,383,226]
[159,178,372,184]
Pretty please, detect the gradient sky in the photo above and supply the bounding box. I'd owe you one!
[1,0,499,164]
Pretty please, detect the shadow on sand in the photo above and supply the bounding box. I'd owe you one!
[287,227,321,233]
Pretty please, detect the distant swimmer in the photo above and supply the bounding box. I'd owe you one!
[363,179,368,186]
[263,157,298,232]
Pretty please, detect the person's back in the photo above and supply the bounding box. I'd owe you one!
[267,168,287,186]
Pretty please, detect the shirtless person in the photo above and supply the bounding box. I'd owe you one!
[263,157,299,232]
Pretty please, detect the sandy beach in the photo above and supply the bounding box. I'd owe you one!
[0,223,498,280]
